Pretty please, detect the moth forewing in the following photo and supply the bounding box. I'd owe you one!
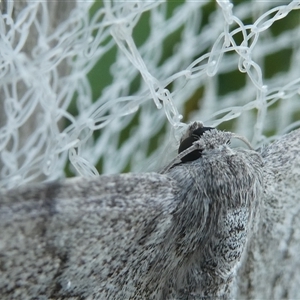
[1,124,299,299]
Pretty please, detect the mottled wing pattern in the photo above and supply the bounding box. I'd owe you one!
[0,173,179,299]
[236,128,300,299]
[2,125,299,300]
[163,139,263,299]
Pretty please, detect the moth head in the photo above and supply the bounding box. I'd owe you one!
[161,122,253,174]
[178,122,253,163]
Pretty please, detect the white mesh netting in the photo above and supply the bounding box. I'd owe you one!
[0,0,300,189]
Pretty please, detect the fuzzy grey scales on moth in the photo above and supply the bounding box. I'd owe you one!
[1,121,300,299]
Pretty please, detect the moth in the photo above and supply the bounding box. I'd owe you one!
[1,121,300,299]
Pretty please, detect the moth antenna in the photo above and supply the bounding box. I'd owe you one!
[161,143,201,174]
[232,134,254,150]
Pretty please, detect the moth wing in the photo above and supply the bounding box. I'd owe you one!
[0,173,178,299]
[237,129,300,299]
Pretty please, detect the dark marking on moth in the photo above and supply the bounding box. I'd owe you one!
[178,126,214,162]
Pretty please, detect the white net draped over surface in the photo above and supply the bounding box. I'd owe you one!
[0,0,300,189]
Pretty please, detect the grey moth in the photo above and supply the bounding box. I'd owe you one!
[1,121,300,299]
